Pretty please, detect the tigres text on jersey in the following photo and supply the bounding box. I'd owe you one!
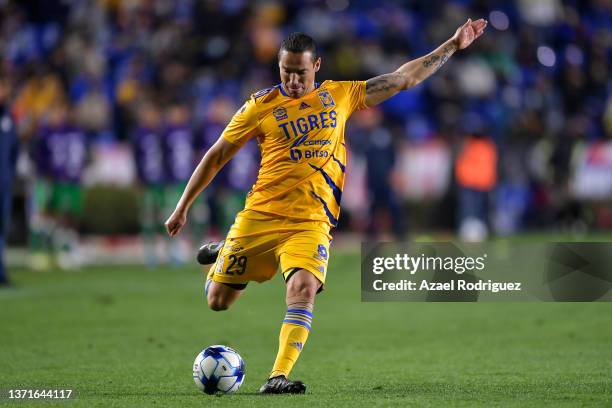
[221,80,367,228]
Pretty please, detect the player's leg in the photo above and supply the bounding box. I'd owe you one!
[53,183,83,270]
[29,179,54,270]
[204,212,279,311]
[273,268,321,378]
[260,268,320,394]
[205,280,245,311]
[261,230,330,394]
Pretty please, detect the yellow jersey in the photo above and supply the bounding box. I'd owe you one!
[221,80,367,228]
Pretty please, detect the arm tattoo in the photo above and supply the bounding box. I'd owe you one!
[366,72,405,96]
[422,55,440,68]
[422,44,456,72]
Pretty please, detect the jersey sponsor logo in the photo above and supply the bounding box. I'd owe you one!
[290,148,329,161]
[293,137,332,148]
[299,101,310,110]
[318,90,335,107]
[303,139,331,147]
[273,106,288,121]
[289,139,332,162]
[278,110,337,139]
[290,149,302,161]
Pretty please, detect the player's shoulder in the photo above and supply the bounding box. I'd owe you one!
[230,85,283,122]
[319,80,365,100]
[249,85,284,105]
[317,80,341,93]
[320,80,363,90]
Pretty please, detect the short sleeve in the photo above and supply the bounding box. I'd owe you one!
[221,98,260,146]
[338,81,367,114]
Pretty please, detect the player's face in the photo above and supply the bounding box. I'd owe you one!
[278,50,321,99]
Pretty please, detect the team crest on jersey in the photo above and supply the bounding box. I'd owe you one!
[317,90,335,108]
[273,106,288,121]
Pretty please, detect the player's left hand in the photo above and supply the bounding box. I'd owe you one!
[452,18,487,50]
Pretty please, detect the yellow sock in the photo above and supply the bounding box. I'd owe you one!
[270,306,313,378]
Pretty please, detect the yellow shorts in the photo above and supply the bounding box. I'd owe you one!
[208,210,332,286]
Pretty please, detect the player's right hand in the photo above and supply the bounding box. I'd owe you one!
[165,209,187,237]
[452,18,487,50]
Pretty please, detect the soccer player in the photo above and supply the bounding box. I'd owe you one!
[165,18,487,393]
[31,102,87,270]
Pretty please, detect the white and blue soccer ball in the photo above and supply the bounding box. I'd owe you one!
[193,345,245,394]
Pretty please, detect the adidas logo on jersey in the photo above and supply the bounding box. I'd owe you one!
[289,342,303,351]
[299,102,310,110]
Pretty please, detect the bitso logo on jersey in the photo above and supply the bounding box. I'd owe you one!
[273,107,288,121]
[290,149,303,161]
[317,90,335,107]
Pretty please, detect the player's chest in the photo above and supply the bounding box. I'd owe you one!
[259,92,341,144]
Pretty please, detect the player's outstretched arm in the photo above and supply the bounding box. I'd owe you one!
[165,137,241,236]
[364,18,487,107]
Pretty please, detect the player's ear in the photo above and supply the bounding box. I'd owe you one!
[314,57,321,72]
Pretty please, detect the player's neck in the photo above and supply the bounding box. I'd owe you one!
[303,82,316,96]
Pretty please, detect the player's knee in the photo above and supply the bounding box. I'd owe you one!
[207,295,230,312]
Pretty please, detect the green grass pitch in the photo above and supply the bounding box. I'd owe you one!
[1,251,611,407]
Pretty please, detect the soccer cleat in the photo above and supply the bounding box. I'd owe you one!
[259,375,306,394]
[196,240,224,265]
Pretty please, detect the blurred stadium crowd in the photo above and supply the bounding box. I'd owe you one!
[0,0,610,268]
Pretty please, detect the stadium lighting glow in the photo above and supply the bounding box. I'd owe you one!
[489,10,509,30]
[537,46,556,67]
